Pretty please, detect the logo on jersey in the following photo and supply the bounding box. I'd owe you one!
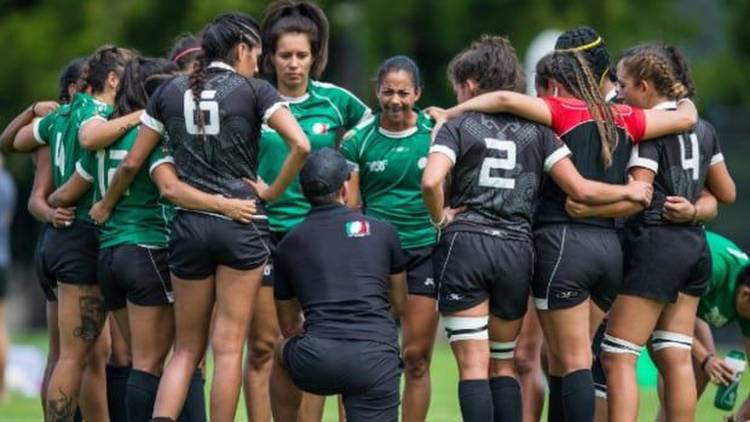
[555,290,579,299]
[345,220,371,238]
[367,160,388,172]
[312,123,329,135]
[418,157,427,169]
[706,307,728,327]
[424,277,435,287]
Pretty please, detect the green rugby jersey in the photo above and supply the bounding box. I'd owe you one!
[259,80,370,232]
[77,126,174,248]
[698,231,750,335]
[33,93,113,222]
[341,111,436,249]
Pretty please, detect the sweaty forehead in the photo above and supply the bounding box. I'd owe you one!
[379,70,416,90]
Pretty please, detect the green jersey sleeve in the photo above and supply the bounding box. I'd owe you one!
[147,140,175,176]
[32,113,58,145]
[75,150,97,184]
[341,89,371,130]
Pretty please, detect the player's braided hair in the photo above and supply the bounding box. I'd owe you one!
[619,46,690,100]
[534,53,555,92]
[375,55,422,91]
[58,57,86,103]
[620,44,694,99]
[555,26,616,85]
[113,57,177,118]
[80,45,136,95]
[550,50,619,168]
[168,34,202,73]
[189,12,261,138]
[447,34,525,94]
[260,0,329,79]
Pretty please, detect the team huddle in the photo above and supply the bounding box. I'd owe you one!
[0,0,746,421]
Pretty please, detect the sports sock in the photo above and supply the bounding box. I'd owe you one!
[561,369,595,422]
[107,364,131,422]
[126,369,160,422]
[458,379,493,422]
[490,376,522,422]
[548,376,563,422]
[178,368,206,422]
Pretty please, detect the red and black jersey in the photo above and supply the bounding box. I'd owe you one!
[430,111,570,239]
[534,96,647,228]
[627,103,723,226]
[142,62,286,202]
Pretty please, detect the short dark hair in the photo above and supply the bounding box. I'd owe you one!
[739,264,750,287]
[58,57,86,103]
[260,0,329,79]
[303,183,341,205]
[447,34,525,94]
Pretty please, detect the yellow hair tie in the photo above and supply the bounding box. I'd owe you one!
[556,37,603,53]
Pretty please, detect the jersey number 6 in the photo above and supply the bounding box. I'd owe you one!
[478,138,517,189]
[184,90,220,136]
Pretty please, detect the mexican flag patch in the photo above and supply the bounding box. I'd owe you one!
[345,220,371,237]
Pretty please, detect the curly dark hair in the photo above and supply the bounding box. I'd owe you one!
[447,34,525,94]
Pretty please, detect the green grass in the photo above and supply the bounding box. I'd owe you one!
[1,332,747,421]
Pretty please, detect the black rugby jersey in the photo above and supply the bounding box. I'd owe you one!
[142,62,286,204]
[430,111,570,239]
[627,102,723,226]
[273,204,406,347]
[534,96,647,228]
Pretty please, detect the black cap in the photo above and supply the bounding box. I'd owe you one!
[300,147,353,197]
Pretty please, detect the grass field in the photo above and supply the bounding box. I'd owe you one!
[1,332,747,421]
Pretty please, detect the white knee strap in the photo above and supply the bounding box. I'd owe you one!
[443,316,488,343]
[490,339,517,360]
[601,333,643,356]
[651,330,693,352]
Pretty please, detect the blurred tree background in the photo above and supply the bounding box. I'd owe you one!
[0,0,748,279]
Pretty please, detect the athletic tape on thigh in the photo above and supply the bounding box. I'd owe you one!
[650,330,693,351]
[490,340,517,360]
[601,333,643,356]
[443,316,489,343]
[594,383,608,400]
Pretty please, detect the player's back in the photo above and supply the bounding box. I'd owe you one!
[629,114,723,226]
[144,64,284,201]
[431,111,570,239]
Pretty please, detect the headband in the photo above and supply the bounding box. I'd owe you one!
[556,36,603,53]
[172,47,201,64]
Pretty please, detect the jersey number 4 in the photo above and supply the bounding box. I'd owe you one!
[184,90,220,135]
[678,133,700,181]
[479,138,517,189]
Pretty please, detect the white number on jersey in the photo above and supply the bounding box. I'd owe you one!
[96,149,130,197]
[478,138,517,189]
[184,90,220,135]
[54,133,65,177]
[678,133,700,181]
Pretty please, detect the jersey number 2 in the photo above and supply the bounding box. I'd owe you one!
[678,133,700,181]
[479,138,517,189]
[184,90,220,135]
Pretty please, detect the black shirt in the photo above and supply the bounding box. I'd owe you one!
[430,111,570,239]
[627,103,723,226]
[142,62,285,205]
[273,204,406,347]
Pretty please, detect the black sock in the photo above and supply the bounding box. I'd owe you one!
[127,369,160,422]
[107,364,131,422]
[74,407,83,422]
[458,379,493,422]
[490,376,522,422]
[548,376,563,422]
[561,369,594,422]
[177,368,206,422]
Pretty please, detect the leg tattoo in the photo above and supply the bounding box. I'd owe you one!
[47,388,75,421]
[73,294,105,343]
